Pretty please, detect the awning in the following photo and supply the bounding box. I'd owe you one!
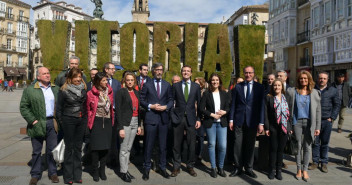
[18,68,27,75]
[3,67,20,77]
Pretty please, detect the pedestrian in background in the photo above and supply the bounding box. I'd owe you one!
[2,79,8,92]
[86,72,114,182]
[56,68,87,184]
[332,73,351,133]
[8,79,14,92]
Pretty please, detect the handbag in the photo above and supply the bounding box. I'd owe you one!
[284,134,298,155]
[52,140,65,164]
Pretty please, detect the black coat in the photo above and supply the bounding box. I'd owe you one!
[199,90,230,128]
[264,94,292,133]
[332,82,351,107]
[56,87,87,125]
[116,88,141,130]
[314,85,341,120]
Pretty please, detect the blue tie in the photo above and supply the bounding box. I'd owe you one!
[246,82,250,102]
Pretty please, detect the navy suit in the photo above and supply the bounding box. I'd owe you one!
[87,81,93,91]
[140,78,173,171]
[229,81,264,171]
[108,77,121,166]
[171,81,201,169]
[137,75,152,90]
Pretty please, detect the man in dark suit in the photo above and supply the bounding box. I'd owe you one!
[137,63,151,89]
[140,63,173,180]
[170,65,201,177]
[103,62,121,167]
[276,70,290,90]
[87,68,98,91]
[229,66,265,178]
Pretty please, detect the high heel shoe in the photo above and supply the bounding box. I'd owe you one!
[295,170,302,180]
[302,171,310,182]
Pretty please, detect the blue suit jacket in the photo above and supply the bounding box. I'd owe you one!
[109,78,121,108]
[229,81,265,128]
[140,78,173,125]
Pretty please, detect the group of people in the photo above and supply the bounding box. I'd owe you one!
[1,79,14,92]
[19,55,350,185]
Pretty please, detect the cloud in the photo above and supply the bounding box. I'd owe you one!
[20,0,267,24]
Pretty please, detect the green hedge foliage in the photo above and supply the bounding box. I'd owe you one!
[37,20,71,72]
[203,24,232,86]
[89,21,119,70]
[120,22,150,71]
[153,22,182,82]
[234,25,265,82]
[75,20,90,76]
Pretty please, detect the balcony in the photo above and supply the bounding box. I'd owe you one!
[17,16,29,23]
[297,31,310,44]
[0,28,16,36]
[300,57,310,67]
[298,0,309,7]
[16,47,27,53]
[5,13,14,20]
[16,31,28,37]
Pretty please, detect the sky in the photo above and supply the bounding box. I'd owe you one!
[21,0,268,24]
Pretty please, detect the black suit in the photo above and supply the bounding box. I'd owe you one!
[116,88,141,130]
[171,81,201,169]
[140,78,173,171]
[87,81,93,91]
[229,81,265,171]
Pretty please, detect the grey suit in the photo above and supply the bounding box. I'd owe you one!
[286,87,321,171]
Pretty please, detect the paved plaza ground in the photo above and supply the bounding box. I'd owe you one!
[0,89,351,185]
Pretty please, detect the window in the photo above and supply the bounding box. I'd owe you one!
[348,0,352,17]
[6,54,12,66]
[19,56,23,67]
[7,22,12,33]
[7,39,11,49]
[17,38,27,52]
[0,2,6,17]
[337,0,344,19]
[7,7,12,18]
[19,10,24,21]
[325,1,331,24]
[313,7,319,28]
[304,18,310,32]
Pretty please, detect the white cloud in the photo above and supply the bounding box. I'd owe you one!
[20,0,267,24]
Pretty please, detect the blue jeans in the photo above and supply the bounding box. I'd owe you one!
[206,122,227,169]
[312,119,332,164]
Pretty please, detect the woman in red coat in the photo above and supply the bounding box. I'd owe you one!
[86,72,114,182]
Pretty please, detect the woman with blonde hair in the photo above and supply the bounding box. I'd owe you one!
[56,68,87,184]
[286,70,321,181]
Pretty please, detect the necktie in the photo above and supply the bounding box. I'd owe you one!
[246,82,250,102]
[184,82,189,102]
[156,80,160,99]
[108,78,111,86]
[140,77,144,89]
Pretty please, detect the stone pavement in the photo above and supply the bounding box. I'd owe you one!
[0,89,351,185]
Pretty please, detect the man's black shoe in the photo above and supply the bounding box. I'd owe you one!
[160,169,170,179]
[244,170,257,178]
[142,169,149,181]
[229,168,242,177]
[127,171,135,179]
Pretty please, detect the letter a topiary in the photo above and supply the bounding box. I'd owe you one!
[89,21,119,70]
[37,20,71,81]
[203,24,232,87]
[234,25,265,82]
[120,22,149,71]
[153,22,182,82]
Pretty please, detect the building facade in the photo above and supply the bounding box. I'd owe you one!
[31,0,93,80]
[224,4,273,80]
[0,0,30,81]
[310,0,352,83]
[268,0,297,85]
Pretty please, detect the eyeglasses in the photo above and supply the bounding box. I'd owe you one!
[108,68,116,70]
[244,72,254,74]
